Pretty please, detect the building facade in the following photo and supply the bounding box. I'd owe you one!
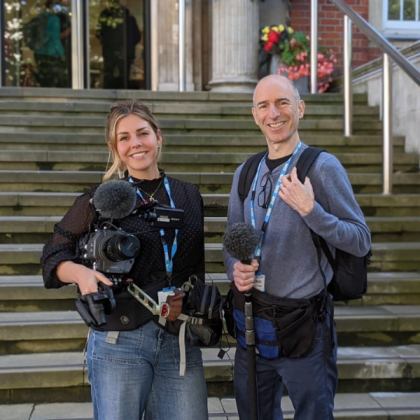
[1,0,419,92]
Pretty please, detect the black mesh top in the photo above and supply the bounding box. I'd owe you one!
[41,173,205,289]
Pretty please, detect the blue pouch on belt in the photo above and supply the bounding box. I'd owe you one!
[233,308,279,359]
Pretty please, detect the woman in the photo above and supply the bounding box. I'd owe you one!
[41,100,208,420]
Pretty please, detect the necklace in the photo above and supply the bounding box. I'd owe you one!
[136,177,163,202]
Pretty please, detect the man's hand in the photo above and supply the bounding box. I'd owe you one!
[165,289,185,321]
[279,167,315,216]
[233,259,259,292]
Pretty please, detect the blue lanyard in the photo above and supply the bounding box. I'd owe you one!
[129,176,178,282]
[250,142,302,259]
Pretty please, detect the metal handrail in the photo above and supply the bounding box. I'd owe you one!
[330,0,420,85]
[320,0,420,194]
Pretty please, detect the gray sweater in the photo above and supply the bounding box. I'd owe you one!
[223,143,372,299]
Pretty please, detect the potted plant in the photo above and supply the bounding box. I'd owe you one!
[259,24,337,93]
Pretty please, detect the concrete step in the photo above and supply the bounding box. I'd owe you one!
[2,305,420,354]
[0,100,380,119]
[0,132,406,153]
[1,215,420,244]
[1,192,420,218]
[0,87,369,104]
[0,150,417,173]
[2,272,420,312]
[0,115,385,135]
[0,242,419,275]
[0,171,420,195]
[2,393,420,420]
[1,344,420,403]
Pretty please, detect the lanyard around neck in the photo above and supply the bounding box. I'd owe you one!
[129,176,179,283]
[250,141,302,259]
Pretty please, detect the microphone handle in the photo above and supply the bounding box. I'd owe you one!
[240,258,258,420]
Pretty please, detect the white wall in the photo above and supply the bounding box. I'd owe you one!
[353,55,420,163]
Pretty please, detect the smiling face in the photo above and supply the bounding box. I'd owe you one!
[252,75,305,158]
[115,114,162,180]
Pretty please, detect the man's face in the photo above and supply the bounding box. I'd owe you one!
[252,76,305,147]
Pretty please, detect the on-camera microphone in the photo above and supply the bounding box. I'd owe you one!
[93,180,137,219]
[222,222,260,264]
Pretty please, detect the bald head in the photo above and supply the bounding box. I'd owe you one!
[253,75,301,108]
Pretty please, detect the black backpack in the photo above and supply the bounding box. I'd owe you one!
[237,146,372,302]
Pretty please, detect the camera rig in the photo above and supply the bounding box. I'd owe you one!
[75,201,183,327]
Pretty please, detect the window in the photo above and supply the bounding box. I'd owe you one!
[384,0,420,35]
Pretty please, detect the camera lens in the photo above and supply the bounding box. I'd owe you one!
[105,234,140,261]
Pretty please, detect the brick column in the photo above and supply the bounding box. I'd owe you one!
[208,0,259,92]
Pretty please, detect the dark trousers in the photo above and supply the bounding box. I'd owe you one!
[34,55,67,88]
[234,316,338,420]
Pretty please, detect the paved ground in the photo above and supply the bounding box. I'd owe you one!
[2,393,420,420]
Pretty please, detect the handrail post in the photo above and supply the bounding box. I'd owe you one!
[150,0,158,91]
[343,15,353,137]
[310,0,318,93]
[71,0,85,89]
[178,0,187,92]
[0,0,4,87]
[382,53,393,195]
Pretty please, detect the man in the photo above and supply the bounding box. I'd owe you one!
[96,0,141,89]
[223,75,371,420]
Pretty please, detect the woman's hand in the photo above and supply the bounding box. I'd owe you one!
[233,259,259,292]
[165,289,186,321]
[56,261,113,295]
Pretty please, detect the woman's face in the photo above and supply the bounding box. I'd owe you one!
[115,114,162,180]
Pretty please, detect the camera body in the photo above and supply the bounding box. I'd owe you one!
[81,228,140,275]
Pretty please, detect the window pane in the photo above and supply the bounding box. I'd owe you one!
[4,0,72,88]
[403,0,416,20]
[388,0,401,20]
[89,0,145,89]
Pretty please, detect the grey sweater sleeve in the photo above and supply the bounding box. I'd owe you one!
[223,164,246,282]
[302,153,371,257]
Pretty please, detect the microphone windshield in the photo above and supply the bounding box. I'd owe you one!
[93,180,137,219]
[223,222,260,263]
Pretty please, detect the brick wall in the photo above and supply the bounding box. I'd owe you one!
[290,0,382,74]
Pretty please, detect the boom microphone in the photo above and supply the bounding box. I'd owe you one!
[222,222,260,264]
[93,180,137,219]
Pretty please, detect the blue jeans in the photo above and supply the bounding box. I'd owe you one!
[234,316,338,420]
[87,321,208,420]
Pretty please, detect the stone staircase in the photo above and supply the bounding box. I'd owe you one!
[1,87,420,419]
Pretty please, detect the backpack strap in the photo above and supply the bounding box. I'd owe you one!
[295,146,325,183]
[238,146,325,202]
[238,151,267,202]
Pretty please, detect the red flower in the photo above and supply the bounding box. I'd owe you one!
[268,30,279,43]
[264,42,274,52]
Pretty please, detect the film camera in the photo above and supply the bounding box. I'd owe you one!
[76,180,184,327]
[79,203,184,280]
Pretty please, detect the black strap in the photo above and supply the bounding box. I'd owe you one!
[295,147,324,183]
[238,147,325,202]
[238,151,267,202]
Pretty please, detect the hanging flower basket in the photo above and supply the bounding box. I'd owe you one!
[260,24,337,93]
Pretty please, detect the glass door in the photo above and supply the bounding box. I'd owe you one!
[89,0,146,89]
[3,0,72,87]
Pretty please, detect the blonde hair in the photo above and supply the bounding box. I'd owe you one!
[103,100,162,182]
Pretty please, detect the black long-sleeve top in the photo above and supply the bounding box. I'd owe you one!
[41,174,205,290]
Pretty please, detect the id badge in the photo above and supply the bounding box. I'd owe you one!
[254,272,266,292]
[158,286,175,304]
